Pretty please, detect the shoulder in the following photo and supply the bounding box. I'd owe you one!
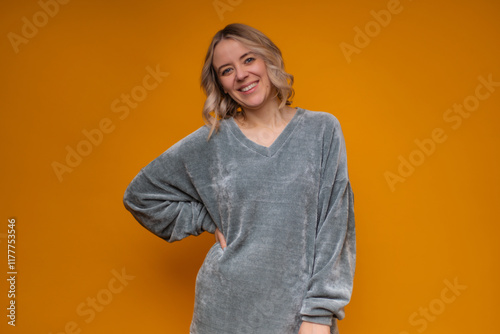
[299,108,343,134]
[298,108,348,156]
[139,125,209,172]
[165,124,213,158]
[163,121,235,162]
[301,107,339,123]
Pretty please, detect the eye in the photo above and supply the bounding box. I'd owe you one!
[220,57,255,76]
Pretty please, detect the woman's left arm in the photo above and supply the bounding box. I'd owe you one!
[299,116,356,328]
[298,321,331,334]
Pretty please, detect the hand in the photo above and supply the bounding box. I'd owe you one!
[298,321,330,334]
[214,228,227,250]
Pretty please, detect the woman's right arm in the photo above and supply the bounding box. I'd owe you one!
[123,147,217,242]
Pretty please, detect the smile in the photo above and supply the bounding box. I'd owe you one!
[239,81,258,93]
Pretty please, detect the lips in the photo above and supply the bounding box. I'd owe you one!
[238,81,259,92]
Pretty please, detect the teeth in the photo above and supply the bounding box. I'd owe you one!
[241,82,257,92]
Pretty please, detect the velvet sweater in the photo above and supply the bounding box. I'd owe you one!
[123,107,356,334]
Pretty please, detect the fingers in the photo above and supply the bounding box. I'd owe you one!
[215,228,220,243]
[214,228,227,250]
[219,233,227,249]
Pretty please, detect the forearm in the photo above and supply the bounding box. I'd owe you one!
[123,168,217,242]
[298,321,331,334]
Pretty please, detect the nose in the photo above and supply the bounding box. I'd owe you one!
[234,65,248,81]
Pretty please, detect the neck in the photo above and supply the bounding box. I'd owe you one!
[238,96,289,129]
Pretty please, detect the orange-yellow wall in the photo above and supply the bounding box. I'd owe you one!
[1,0,499,333]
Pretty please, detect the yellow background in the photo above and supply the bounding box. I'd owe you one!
[1,0,499,333]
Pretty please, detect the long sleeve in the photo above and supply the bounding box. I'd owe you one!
[123,139,217,242]
[300,117,356,327]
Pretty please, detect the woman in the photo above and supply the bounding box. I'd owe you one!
[123,23,356,334]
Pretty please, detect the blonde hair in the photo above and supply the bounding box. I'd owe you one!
[200,23,295,140]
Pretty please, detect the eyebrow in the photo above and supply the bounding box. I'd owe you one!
[217,52,255,74]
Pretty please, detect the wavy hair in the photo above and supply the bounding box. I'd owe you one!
[201,23,295,140]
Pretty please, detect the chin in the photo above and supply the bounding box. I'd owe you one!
[239,97,269,109]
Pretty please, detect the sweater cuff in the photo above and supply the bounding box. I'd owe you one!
[301,314,334,326]
[202,219,217,234]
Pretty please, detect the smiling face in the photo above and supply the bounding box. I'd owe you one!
[212,38,276,113]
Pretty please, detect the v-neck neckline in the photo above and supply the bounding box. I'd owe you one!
[227,107,305,157]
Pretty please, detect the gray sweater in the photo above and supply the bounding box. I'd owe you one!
[123,107,356,334]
